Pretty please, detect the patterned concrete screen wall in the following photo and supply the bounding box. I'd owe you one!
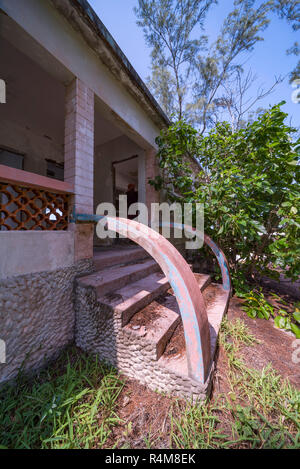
[0,182,69,231]
[74,214,211,384]
[0,164,73,231]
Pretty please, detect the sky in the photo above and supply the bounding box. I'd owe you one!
[89,0,299,128]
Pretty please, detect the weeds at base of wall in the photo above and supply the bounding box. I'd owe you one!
[0,320,299,449]
[0,349,124,449]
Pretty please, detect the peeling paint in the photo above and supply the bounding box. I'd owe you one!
[73,213,232,384]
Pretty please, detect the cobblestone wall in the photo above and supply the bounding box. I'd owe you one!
[0,259,94,384]
[75,283,212,400]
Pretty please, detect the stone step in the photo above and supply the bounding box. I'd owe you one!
[93,246,149,271]
[194,273,211,291]
[78,259,160,297]
[158,284,230,379]
[123,293,181,361]
[97,272,170,326]
[203,284,231,355]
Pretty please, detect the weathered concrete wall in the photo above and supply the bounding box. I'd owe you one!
[0,37,64,175]
[0,120,63,176]
[0,0,161,150]
[0,259,94,384]
[75,283,212,400]
[0,232,75,279]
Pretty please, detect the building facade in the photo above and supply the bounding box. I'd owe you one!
[0,0,166,383]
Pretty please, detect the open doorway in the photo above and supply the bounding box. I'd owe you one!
[112,155,139,217]
[111,155,139,245]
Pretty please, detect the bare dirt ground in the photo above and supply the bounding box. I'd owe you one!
[226,297,300,389]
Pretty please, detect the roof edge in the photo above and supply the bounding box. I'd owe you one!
[50,0,171,130]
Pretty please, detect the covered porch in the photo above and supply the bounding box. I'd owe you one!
[0,6,160,275]
[0,0,163,385]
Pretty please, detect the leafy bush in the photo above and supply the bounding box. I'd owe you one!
[151,103,300,285]
[241,290,300,338]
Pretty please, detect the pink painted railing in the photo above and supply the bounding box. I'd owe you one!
[74,213,232,384]
[160,222,231,294]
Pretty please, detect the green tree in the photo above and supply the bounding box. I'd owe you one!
[272,0,300,31]
[202,68,283,131]
[134,0,216,119]
[192,0,272,133]
[147,64,177,117]
[135,0,274,129]
[151,103,300,285]
[272,0,300,82]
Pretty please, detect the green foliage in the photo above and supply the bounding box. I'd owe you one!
[241,290,300,338]
[151,119,196,194]
[241,290,274,320]
[1,327,299,449]
[274,305,300,339]
[272,0,300,31]
[152,103,300,283]
[0,349,124,449]
[135,0,279,128]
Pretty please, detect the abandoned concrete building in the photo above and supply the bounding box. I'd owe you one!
[0,0,231,399]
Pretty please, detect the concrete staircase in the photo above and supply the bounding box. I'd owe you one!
[75,246,229,399]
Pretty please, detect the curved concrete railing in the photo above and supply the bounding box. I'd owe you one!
[74,214,231,384]
[159,222,231,294]
[103,217,211,384]
[204,234,231,293]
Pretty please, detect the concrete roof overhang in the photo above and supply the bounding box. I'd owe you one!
[50,0,171,130]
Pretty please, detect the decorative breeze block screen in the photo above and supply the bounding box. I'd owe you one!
[0,183,69,231]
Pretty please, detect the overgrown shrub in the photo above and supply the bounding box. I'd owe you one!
[151,103,300,285]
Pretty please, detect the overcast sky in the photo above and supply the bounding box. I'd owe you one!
[89,0,299,129]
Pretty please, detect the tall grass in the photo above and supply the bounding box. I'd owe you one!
[0,320,299,449]
[169,319,300,449]
[0,349,124,449]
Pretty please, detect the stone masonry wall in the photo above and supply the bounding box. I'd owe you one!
[75,283,212,400]
[0,259,94,384]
